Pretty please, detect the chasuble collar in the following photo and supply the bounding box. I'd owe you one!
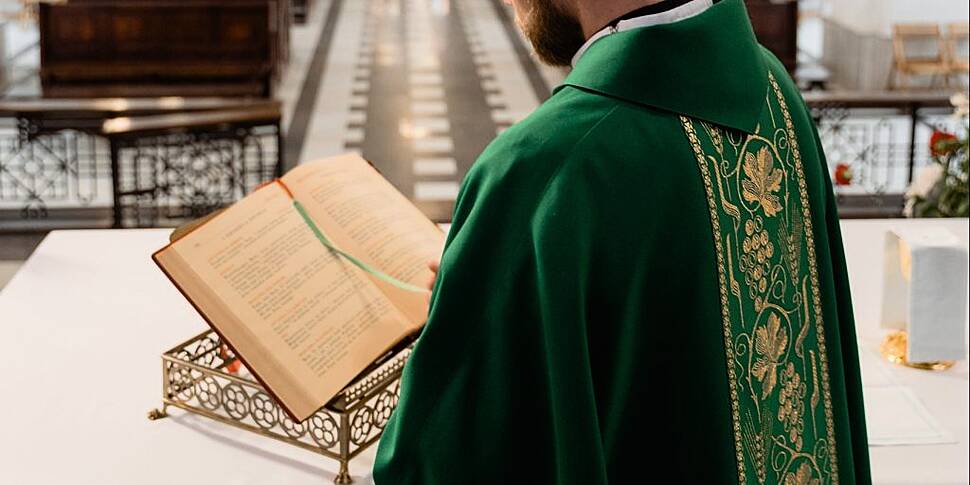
[570,0,713,67]
[557,0,768,134]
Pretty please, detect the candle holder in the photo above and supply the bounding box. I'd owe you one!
[880,330,956,371]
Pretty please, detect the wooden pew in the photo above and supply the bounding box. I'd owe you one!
[746,0,798,74]
[38,0,289,98]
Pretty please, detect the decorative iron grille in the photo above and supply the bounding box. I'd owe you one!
[0,121,106,220]
[810,105,961,194]
[0,113,281,230]
[110,123,281,227]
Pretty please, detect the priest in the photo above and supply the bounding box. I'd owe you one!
[374,0,871,483]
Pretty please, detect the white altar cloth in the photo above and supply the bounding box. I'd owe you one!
[0,219,967,484]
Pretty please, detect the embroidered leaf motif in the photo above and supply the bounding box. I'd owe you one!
[679,72,840,485]
[742,146,784,216]
[752,313,788,399]
[784,462,820,485]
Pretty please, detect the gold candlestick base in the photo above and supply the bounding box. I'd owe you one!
[880,330,956,371]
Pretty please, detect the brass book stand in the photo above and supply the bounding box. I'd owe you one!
[148,330,412,483]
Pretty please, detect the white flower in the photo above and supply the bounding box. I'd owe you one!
[951,92,969,119]
[907,163,945,199]
[903,164,945,217]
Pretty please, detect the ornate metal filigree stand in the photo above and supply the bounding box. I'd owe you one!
[148,330,411,483]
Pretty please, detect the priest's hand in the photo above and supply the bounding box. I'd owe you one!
[425,259,439,301]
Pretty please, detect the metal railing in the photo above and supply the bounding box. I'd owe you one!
[1,91,965,227]
[0,97,282,231]
[804,90,963,217]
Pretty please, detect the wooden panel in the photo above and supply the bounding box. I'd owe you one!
[292,0,313,24]
[746,0,798,73]
[39,0,289,98]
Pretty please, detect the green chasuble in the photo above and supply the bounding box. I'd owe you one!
[374,0,871,483]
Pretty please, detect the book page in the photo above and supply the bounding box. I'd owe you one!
[155,182,411,421]
[281,154,446,328]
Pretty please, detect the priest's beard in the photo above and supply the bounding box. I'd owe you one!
[516,0,586,67]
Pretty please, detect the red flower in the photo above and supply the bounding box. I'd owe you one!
[834,163,853,186]
[930,130,958,157]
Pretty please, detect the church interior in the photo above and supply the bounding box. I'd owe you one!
[0,0,967,483]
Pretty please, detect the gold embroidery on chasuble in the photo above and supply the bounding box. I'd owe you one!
[680,72,839,485]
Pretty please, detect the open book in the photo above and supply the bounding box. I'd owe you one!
[153,153,445,422]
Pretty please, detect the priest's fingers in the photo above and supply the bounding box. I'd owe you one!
[425,270,436,291]
[425,259,440,302]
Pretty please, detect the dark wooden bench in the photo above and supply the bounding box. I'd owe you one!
[802,91,956,109]
[747,0,798,73]
[292,0,314,24]
[37,0,289,98]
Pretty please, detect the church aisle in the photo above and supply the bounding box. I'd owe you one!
[0,0,563,280]
[288,0,561,222]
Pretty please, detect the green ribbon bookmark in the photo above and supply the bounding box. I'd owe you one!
[292,200,429,293]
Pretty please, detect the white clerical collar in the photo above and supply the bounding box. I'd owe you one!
[570,0,714,67]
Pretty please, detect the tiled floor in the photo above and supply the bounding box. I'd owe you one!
[284,0,563,222]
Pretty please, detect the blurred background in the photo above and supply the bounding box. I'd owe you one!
[0,0,968,288]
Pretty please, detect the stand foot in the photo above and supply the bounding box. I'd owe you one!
[147,404,170,420]
[334,461,353,484]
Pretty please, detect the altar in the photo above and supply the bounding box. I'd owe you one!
[0,219,967,484]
